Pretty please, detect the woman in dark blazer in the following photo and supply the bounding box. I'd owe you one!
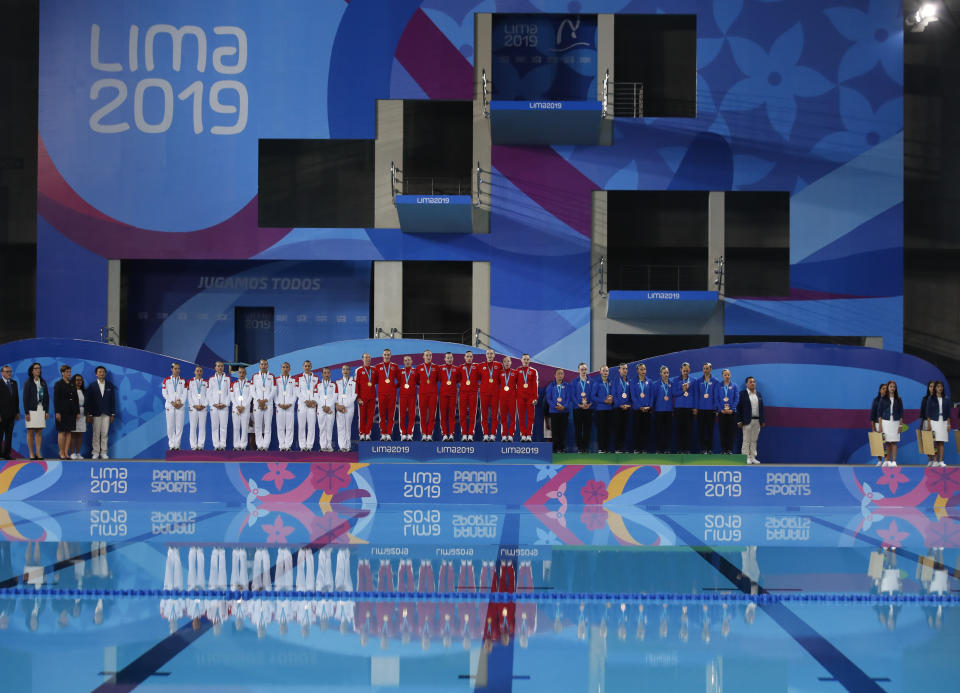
[919,381,935,465]
[870,383,887,466]
[53,364,79,460]
[22,362,50,460]
[877,380,904,467]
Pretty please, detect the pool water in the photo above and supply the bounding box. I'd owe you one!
[0,502,957,692]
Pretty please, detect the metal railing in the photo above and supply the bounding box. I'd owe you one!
[611,82,644,118]
[390,161,399,201]
[99,326,119,344]
[601,70,610,118]
[401,176,472,196]
[481,68,490,118]
[596,256,607,297]
[610,263,705,291]
[374,328,472,345]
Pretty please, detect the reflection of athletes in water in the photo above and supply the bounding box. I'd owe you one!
[738,545,760,624]
[871,547,902,630]
[921,546,949,630]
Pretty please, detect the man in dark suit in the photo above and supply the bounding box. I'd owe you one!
[85,365,116,460]
[0,365,21,459]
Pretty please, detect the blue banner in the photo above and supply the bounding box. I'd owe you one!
[492,14,597,100]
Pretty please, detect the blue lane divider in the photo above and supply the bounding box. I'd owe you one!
[2,587,958,605]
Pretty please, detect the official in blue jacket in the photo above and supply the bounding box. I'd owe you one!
[611,364,632,453]
[869,382,887,465]
[652,366,674,453]
[672,362,695,453]
[22,362,50,460]
[630,363,653,453]
[592,366,615,453]
[85,365,117,460]
[736,377,766,464]
[715,369,740,454]
[694,362,720,454]
[545,368,572,453]
[876,380,904,467]
[925,381,951,467]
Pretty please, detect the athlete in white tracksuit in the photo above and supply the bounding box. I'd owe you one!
[274,362,297,451]
[231,366,252,450]
[161,363,186,450]
[207,362,232,450]
[335,364,357,452]
[296,360,318,451]
[316,368,337,452]
[252,360,276,450]
[187,365,208,451]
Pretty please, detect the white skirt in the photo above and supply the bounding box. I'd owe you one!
[880,418,900,443]
[73,407,86,433]
[930,419,949,443]
[25,406,47,429]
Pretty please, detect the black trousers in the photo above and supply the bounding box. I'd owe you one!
[573,409,592,452]
[0,416,14,458]
[632,409,651,453]
[550,412,569,453]
[655,411,672,453]
[718,412,737,453]
[675,408,693,452]
[613,408,631,452]
[596,410,612,452]
[697,412,716,453]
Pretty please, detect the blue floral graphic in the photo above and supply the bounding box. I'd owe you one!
[721,23,833,139]
[811,87,902,162]
[824,1,903,84]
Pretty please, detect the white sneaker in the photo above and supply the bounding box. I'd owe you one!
[876,459,883,466]
[890,460,897,467]
[936,461,947,468]
[752,457,761,464]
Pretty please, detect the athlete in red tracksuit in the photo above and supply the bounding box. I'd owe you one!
[478,348,503,441]
[397,356,418,440]
[355,353,377,440]
[415,351,439,441]
[375,349,400,441]
[498,356,518,440]
[437,353,460,441]
[516,353,539,442]
[458,351,480,441]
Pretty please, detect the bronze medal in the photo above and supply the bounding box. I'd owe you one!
[664,395,669,401]
[621,393,627,399]
[640,393,645,399]
[704,394,709,399]
[684,392,689,397]
[723,397,729,402]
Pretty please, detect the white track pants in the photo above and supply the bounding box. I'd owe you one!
[209,407,230,449]
[231,410,250,449]
[275,406,295,450]
[188,408,207,450]
[298,405,316,450]
[336,406,355,451]
[253,406,273,449]
[165,407,184,449]
[318,409,335,451]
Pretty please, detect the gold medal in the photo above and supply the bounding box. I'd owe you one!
[446,380,452,385]
[426,379,430,384]
[723,397,729,402]
[557,398,562,404]
[621,393,627,399]
[404,383,410,389]
[523,383,528,388]
[640,393,645,399]
[664,395,669,401]
[466,380,470,386]
[489,378,494,383]
[385,379,390,384]
[704,394,709,399]
[684,392,689,397]
[504,386,510,392]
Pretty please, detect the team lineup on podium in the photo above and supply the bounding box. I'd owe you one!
[159,348,773,463]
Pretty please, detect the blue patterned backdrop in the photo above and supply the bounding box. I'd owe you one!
[36,0,903,365]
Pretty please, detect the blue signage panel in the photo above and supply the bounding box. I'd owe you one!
[491,14,598,100]
[395,195,474,233]
[606,290,720,320]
